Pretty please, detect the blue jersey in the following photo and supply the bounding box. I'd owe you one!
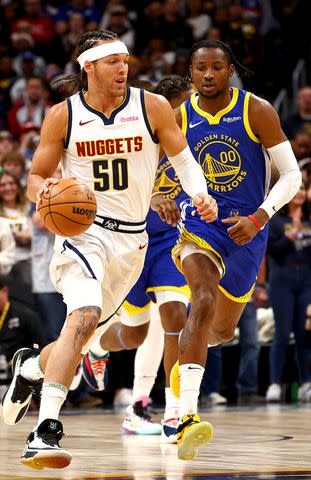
[173,88,270,302]
[146,157,187,236]
[180,87,270,211]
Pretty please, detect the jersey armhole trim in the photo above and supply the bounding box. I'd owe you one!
[180,103,188,135]
[140,89,159,144]
[64,97,72,149]
[243,92,260,143]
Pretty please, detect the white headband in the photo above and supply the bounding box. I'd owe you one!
[77,41,129,69]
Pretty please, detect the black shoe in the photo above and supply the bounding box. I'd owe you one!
[20,419,72,470]
[237,392,265,405]
[1,348,43,425]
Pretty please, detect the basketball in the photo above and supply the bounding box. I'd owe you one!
[38,178,97,237]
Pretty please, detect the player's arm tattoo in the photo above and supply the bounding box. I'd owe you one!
[74,306,101,350]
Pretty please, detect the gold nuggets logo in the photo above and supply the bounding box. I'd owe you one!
[195,134,247,193]
[154,159,181,199]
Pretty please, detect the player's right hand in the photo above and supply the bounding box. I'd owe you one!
[193,193,218,222]
[150,192,181,227]
[36,177,60,210]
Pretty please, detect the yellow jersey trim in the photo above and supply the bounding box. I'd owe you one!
[180,103,188,135]
[146,284,191,298]
[190,87,239,125]
[218,283,255,303]
[171,227,225,276]
[243,92,260,143]
[122,300,151,315]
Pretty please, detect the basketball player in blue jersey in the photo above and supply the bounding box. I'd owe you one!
[167,40,302,460]
[1,31,217,470]
[82,76,193,442]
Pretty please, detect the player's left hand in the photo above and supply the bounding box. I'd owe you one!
[222,216,259,245]
[193,193,218,222]
[150,192,181,227]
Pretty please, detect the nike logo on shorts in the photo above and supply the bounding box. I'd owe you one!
[139,243,148,250]
[189,120,205,128]
[79,119,95,126]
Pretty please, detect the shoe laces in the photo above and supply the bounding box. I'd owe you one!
[90,356,109,380]
[177,414,199,434]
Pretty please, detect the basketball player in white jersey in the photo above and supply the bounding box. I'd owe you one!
[1,30,217,470]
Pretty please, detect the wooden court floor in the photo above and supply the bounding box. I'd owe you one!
[1,405,311,480]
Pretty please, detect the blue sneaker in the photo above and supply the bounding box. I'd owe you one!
[82,352,109,391]
[161,417,179,444]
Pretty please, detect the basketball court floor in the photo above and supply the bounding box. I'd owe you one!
[1,404,311,480]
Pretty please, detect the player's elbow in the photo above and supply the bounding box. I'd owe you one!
[287,168,302,199]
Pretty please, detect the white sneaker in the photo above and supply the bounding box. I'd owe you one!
[266,384,281,403]
[121,396,162,435]
[161,417,179,443]
[298,382,311,402]
[114,388,133,407]
[207,392,228,406]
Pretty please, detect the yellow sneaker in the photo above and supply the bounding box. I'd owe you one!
[177,414,213,460]
[170,360,180,398]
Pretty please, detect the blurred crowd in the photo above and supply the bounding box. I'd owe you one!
[0,0,310,410]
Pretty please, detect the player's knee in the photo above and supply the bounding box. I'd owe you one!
[210,325,235,344]
[121,323,148,349]
[160,301,187,332]
[67,306,101,348]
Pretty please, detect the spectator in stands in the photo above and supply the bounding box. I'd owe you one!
[54,0,100,36]
[200,346,228,406]
[60,11,86,59]
[0,132,16,164]
[133,0,164,55]
[0,170,32,292]
[104,5,135,53]
[1,151,27,187]
[161,0,193,52]
[11,31,46,79]
[8,76,51,139]
[10,51,45,105]
[0,55,17,128]
[0,274,46,363]
[185,0,212,41]
[282,86,311,139]
[11,0,56,58]
[266,180,311,403]
[290,130,311,162]
[0,221,15,276]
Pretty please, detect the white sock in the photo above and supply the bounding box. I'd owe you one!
[164,387,180,419]
[37,381,68,426]
[179,363,204,418]
[89,335,109,358]
[132,304,164,401]
[20,355,44,381]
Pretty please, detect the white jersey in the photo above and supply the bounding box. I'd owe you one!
[62,86,160,223]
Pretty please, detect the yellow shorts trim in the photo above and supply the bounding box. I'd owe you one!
[172,227,225,276]
[122,300,152,315]
[218,283,255,303]
[147,284,191,298]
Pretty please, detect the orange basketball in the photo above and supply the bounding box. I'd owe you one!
[38,178,97,236]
